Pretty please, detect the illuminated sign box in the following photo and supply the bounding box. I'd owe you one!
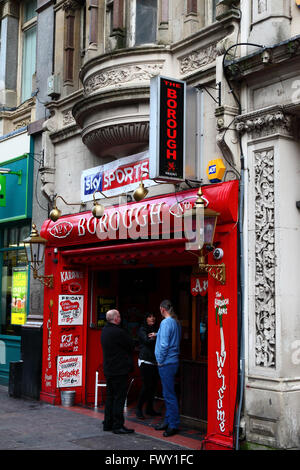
[149,75,186,182]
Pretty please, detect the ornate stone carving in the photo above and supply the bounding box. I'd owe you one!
[63,109,75,126]
[82,121,149,157]
[254,148,276,368]
[179,43,218,75]
[235,109,293,139]
[62,0,82,12]
[258,0,267,14]
[84,63,163,94]
[14,119,31,130]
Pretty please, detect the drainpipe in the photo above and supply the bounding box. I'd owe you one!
[235,138,246,450]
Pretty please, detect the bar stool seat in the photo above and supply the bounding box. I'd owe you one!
[94,366,106,408]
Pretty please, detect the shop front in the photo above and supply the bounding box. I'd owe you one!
[0,147,33,386]
[39,179,239,449]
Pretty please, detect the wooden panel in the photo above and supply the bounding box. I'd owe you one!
[180,360,207,421]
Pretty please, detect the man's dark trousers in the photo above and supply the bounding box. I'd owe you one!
[104,374,128,430]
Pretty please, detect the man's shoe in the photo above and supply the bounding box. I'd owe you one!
[122,426,135,433]
[113,426,135,434]
[103,421,113,431]
[103,426,112,431]
[136,410,145,419]
[154,422,168,431]
[163,428,179,437]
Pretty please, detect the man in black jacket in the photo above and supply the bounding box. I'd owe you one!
[101,309,135,434]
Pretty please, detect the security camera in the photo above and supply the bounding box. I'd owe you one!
[205,244,214,252]
[213,248,224,260]
[261,50,271,64]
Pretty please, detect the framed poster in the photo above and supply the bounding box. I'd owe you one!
[58,295,84,325]
[96,296,116,327]
[57,355,82,388]
[11,267,28,325]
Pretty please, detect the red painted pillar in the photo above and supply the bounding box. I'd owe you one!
[204,212,238,449]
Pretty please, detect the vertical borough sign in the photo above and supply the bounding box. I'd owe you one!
[150,75,186,182]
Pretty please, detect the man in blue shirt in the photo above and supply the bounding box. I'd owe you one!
[154,299,181,437]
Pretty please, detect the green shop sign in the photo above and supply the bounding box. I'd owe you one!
[0,153,33,223]
[0,174,6,207]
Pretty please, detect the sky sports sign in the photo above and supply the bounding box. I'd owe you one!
[81,151,156,202]
[149,75,186,182]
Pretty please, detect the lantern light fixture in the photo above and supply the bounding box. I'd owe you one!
[49,195,85,222]
[189,187,226,284]
[92,190,105,219]
[23,224,54,289]
[133,172,149,202]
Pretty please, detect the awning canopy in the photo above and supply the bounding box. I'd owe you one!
[61,238,196,268]
[41,181,239,248]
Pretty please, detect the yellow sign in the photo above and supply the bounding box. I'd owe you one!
[206,159,226,183]
[11,267,28,325]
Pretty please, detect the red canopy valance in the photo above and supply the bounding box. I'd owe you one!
[61,238,196,267]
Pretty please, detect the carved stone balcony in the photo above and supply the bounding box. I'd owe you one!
[72,47,170,158]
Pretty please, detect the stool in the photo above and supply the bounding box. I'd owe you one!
[94,370,107,408]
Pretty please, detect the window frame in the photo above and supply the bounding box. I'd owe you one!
[135,0,158,46]
[0,222,31,337]
[18,0,37,104]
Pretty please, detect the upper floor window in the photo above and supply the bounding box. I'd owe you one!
[135,0,157,46]
[212,0,217,22]
[24,0,37,22]
[21,0,37,102]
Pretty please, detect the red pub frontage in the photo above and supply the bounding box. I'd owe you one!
[39,179,239,450]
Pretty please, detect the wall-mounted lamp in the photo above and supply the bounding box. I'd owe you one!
[49,195,84,222]
[0,167,22,185]
[23,224,54,289]
[92,190,105,219]
[133,172,149,202]
[189,187,226,285]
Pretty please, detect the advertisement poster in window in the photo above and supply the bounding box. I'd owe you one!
[11,267,28,325]
[96,296,116,327]
[57,355,82,388]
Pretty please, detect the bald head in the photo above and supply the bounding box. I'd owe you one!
[106,309,121,325]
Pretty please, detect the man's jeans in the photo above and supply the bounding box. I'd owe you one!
[158,363,180,429]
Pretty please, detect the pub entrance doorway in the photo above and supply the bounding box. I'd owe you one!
[87,264,208,428]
